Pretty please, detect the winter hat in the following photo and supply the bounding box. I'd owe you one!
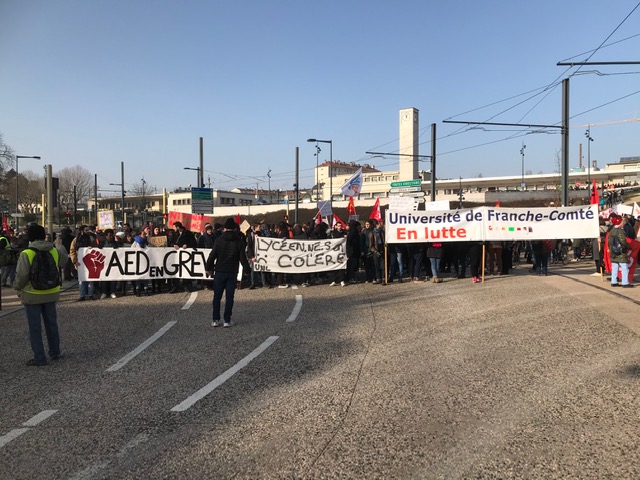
[224,218,237,230]
[611,215,622,226]
[205,223,213,230]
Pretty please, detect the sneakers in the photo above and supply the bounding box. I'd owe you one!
[301,282,310,287]
[25,358,48,367]
[472,276,479,283]
[212,320,221,327]
[413,278,420,283]
[278,284,289,289]
[223,321,234,328]
[622,284,635,288]
[110,293,117,299]
[100,293,107,299]
[611,283,620,287]
[330,282,337,287]
[340,281,346,287]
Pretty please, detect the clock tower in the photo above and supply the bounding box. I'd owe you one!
[399,107,419,181]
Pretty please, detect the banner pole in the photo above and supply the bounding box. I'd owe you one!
[482,243,486,283]
[384,243,388,285]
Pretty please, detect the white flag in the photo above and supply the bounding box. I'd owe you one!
[340,168,363,197]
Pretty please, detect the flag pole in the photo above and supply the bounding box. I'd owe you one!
[384,242,388,285]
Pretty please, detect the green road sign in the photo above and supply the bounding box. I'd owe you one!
[390,179,421,188]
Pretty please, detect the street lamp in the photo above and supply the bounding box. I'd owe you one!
[520,143,526,190]
[307,139,332,204]
[109,161,125,226]
[585,128,594,186]
[184,167,202,188]
[14,155,41,227]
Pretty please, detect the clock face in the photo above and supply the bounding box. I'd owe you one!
[401,111,411,122]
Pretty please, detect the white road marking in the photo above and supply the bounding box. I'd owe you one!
[0,410,59,448]
[68,433,149,480]
[286,295,303,323]
[106,322,177,372]
[0,428,29,449]
[181,291,198,310]
[22,409,58,427]
[171,336,279,412]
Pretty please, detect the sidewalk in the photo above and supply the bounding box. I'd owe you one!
[0,280,79,318]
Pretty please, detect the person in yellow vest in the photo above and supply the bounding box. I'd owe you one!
[15,224,68,366]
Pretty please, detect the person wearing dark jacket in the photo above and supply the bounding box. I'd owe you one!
[205,218,250,328]
[197,224,216,290]
[345,221,362,284]
[170,221,198,293]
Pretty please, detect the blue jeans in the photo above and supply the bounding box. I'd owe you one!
[212,271,237,322]
[396,251,405,278]
[429,257,441,278]
[79,281,94,299]
[611,262,630,286]
[26,302,60,363]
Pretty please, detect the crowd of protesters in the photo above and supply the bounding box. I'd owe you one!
[1,213,622,301]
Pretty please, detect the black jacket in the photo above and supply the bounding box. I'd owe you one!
[206,231,250,274]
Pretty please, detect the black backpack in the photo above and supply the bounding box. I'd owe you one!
[610,234,625,256]
[27,247,61,290]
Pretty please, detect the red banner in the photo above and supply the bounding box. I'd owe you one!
[168,211,214,232]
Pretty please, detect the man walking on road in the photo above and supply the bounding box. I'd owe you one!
[205,218,250,328]
[15,224,68,366]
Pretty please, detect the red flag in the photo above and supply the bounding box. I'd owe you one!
[332,213,345,228]
[626,238,640,282]
[590,179,599,205]
[495,199,501,207]
[347,196,356,216]
[2,214,8,233]
[315,211,322,225]
[235,214,241,225]
[369,198,382,222]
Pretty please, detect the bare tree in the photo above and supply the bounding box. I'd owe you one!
[56,166,93,203]
[19,170,45,216]
[0,133,16,201]
[0,133,15,174]
[128,179,158,213]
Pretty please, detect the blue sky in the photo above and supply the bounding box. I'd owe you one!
[1,0,639,196]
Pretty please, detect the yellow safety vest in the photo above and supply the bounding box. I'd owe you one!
[22,247,61,295]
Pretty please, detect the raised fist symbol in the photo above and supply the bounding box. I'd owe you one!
[82,249,106,279]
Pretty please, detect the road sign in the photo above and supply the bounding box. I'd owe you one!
[389,186,421,194]
[390,179,421,188]
[191,188,214,214]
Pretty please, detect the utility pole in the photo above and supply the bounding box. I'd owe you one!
[585,128,594,186]
[561,78,570,207]
[520,143,526,190]
[199,137,204,188]
[267,169,272,204]
[295,147,299,224]
[45,164,54,235]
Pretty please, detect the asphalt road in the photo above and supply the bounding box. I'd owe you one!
[2,262,640,479]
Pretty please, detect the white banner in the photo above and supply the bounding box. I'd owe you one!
[385,205,599,243]
[77,247,212,281]
[255,237,347,273]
